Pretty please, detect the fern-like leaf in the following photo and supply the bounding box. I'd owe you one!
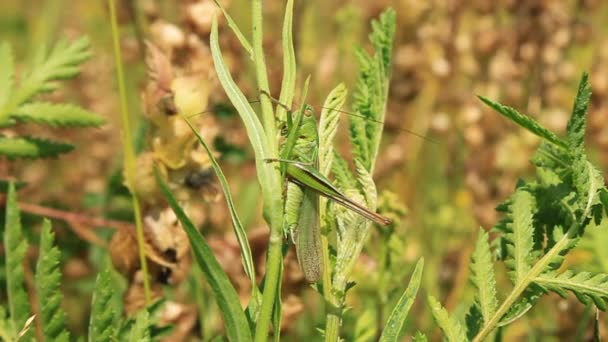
[427,296,468,342]
[0,136,74,159]
[535,270,608,310]
[318,83,347,177]
[412,332,428,342]
[3,183,32,340]
[12,102,104,127]
[88,267,115,342]
[350,8,396,172]
[35,219,69,342]
[504,189,536,283]
[470,228,498,323]
[331,151,357,190]
[478,96,567,149]
[566,72,591,151]
[13,37,91,105]
[128,310,151,342]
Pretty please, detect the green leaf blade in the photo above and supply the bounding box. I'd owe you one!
[318,83,347,177]
[506,190,536,283]
[566,72,591,150]
[3,183,32,339]
[478,95,567,149]
[12,102,105,127]
[35,219,69,342]
[427,295,468,342]
[88,267,115,342]
[470,229,498,323]
[379,258,424,342]
[156,171,252,342]
[535,270,608,311]
[0,136,74,159]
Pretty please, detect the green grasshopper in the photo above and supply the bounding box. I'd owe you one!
[268,91,391,283]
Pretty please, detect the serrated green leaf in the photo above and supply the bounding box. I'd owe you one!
[128,310,150,342]
[13,37,91,106]
[427,295,468,342]
[535,270,608,310]
[478,96,567,149]
[505,190,536,283]
[412,332,428,342]
[331,151,357,190]
[35,219,69,342]
[470,229,498,322]
[379,258,424,342]
[155,170,253,342]
[566,73,591,150]
[12,102,105,127]
[88,267,115,342]
[350,8,395,173]
[465,304,482,340]
[182,117,260,316]
[3,183,32,340]
[318,83,347,177]
[0,136,73,159]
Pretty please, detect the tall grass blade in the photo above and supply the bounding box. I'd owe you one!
[155,170,253,341]
[379,258,424,342]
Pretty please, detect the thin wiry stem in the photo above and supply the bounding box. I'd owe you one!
[108,0,151,305]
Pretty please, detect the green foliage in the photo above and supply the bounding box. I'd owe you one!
[35,219,70,342]
[155,170,253,342]
[88,267,116,342]
[379,258,424,342]
[428,72,608,342]
[470,229,498,324]
[0,136,74,159]
[3,183,32,340]
[128,310,151,342]
[535,271,608,310]
[318,83,347,177]
[350,8,395,172]
[427,296,468,342]
[0,38,104,159]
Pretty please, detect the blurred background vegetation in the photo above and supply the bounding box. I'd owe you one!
[1,0,608,340]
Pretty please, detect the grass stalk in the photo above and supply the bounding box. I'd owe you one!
[107,0,151,305]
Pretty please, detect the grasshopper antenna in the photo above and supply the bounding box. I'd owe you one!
[260,90,437,145]
[320,106,438,144]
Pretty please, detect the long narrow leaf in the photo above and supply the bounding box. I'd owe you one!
[182,117,261,311]
[212,0,253,58]
[155,170,252,342]
[3,183,32,339]
[478,96,567,149]
[276,0,296,123]
[379,258,424,342]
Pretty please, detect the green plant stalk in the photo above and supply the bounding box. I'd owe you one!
[250,1,285,341]
[472,224,581,342]
[107,0,151,305]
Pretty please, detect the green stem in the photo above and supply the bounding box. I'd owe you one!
[472,225,579,342]
[107,0,151,305]
[250,1,284,341]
